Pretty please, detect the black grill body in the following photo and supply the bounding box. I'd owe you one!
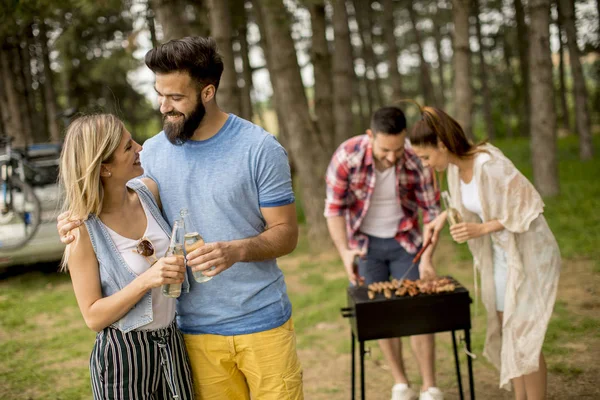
[341,276,476,400]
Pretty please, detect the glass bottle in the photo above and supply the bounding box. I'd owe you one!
[441,191,463,226]
[180,208,214,283]
[162,219,184,298]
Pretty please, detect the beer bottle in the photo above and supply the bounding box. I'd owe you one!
[441,191,463,226]
[162,219,184,298]
[180,208,215,283]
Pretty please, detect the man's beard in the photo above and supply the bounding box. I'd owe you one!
[163,100,206,145]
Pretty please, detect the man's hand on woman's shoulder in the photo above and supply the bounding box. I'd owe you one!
[57,211,82,245]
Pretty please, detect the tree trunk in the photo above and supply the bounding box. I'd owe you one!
[251,0,294,171]
[555,1,571,133]
[408,1,438,106]
[501,31,515,138]
[347,3,369,131]
[529,0,559,196]
[12,40,34,146]
[382,0,403,103]
[237,24,254,122]
[1,44,27,147]
[473,0,495,140]
[151,0,198,41]
[231,0,254,122]
[146,0,158,48]
[38,21,60,142]
[208,0,242,116]
[309,2,335,153]
[352,0,383,110]
[597,0,600,48]
[433,23,447,107]
[21,27,43,143]
[0,53,12,138]
[255,0,331,244]
[452,0,473,139]
[513,0,531,136]
[331,0,357,145]
[559,0,593,160]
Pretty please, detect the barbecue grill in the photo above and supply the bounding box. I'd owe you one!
[341,276,475,400]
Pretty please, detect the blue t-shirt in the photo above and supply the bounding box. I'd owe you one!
[140,114,295,335]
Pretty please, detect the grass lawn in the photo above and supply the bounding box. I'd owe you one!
[1,136,599,399]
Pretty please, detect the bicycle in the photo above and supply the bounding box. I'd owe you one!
[0,136,62,251]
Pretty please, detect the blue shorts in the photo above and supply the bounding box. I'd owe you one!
[358,234,421,284]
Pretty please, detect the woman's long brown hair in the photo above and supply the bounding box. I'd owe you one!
[402,99,486,157]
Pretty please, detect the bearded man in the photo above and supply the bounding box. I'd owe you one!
[59,36,302,400]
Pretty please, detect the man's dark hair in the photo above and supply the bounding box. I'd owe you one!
[371,106,407,135]
[145,36,224,90]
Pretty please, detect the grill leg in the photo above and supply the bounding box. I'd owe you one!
[360,340,366,400]
[351,331,355,400]
[465,329,475,400]
[451,330,464,400]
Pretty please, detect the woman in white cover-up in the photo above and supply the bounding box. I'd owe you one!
[407,104,560,400]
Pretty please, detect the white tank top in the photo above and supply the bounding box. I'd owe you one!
[359,167,403,238]
[104,198,176,330]
[460,153,508,267]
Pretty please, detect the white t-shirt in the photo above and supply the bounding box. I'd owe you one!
[359,167,403,238]
[104,199,176,330]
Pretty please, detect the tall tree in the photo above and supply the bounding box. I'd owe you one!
[408,1,438,106]
[255,0,331,243]
[21,25,45,143]
[452,0,473,139]
[0,43,27,147]
[559,0,594,160]
[597,0,600,48]
[382,0,403,102]
[347,2,369,130]
[208,0,242,116]
[473,0,495,140]
[513,0,531,136]
[231,0,254,121]
[151,0,201,41]
[501,29,515,138]
[146,0,158,48]
[555,1,571,133]
[309,1,335,153]
[0,75,7,138]
[38,20,61,142]
[529,0,559,196]
[433,23,447,106]
[250,0,290,155]
[352,0,383,110]
[331,0,357,145]
[11,37,34,146]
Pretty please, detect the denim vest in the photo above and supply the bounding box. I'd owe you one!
[84,178,190,333]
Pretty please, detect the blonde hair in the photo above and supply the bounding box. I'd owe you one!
[59,114,124,270]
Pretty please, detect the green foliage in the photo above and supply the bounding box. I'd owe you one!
[1,0,156,140]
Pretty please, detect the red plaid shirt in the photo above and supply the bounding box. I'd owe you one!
[324,135,441,254]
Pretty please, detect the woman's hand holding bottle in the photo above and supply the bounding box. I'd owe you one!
[140,255,186,291]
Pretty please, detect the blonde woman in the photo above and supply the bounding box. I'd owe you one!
[59,114,194,400]
[407,105,560,400]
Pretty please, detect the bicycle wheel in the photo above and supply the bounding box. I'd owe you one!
[0,178,42,251]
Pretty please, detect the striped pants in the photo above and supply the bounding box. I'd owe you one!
[90,321,194,400]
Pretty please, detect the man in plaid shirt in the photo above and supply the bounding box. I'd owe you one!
[324,107,443,400]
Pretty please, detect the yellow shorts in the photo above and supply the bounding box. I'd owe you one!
[183,318,303,400]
